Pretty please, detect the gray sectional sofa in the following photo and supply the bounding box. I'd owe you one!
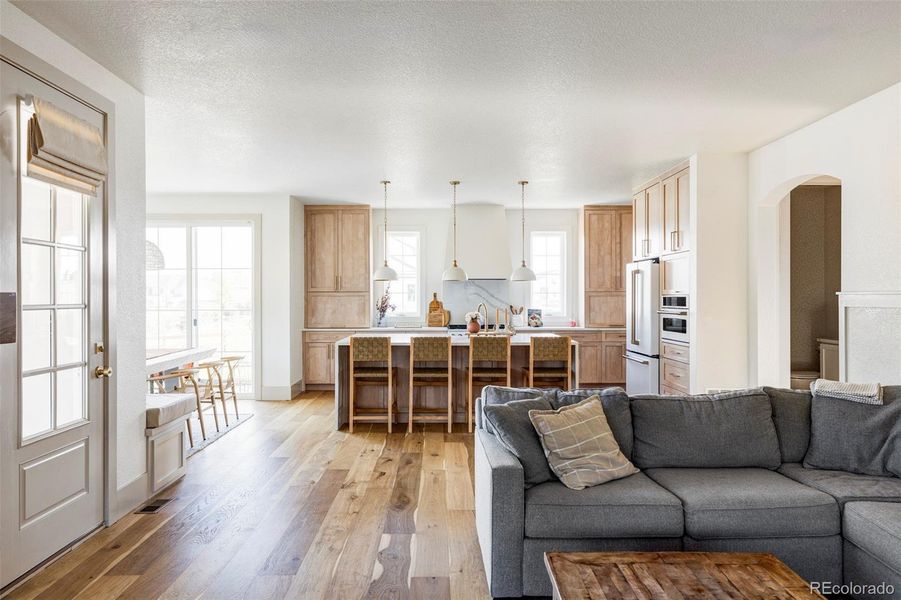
[474,385,901,598]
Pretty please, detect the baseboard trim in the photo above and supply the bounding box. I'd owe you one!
[290,379,304,398]
[260,385,292,401]
[112,471,149,522]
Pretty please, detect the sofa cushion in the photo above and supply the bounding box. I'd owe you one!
[524,472,683,539]
[764,386,811,463]
[529,397,638,491]
[553,387,633,458]
[631,390,781,469]
[804,385,901,477]
[843,502,901,573]
[483,397,554,486]
[645,468,839,539]
[479,385,558,431]
[146,393,196,428]
[778,463,901,507]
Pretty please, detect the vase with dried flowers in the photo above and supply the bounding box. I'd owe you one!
[465,311,482,334]
[376,285,396,327]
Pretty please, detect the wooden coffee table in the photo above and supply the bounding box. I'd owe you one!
[544,552,825,599]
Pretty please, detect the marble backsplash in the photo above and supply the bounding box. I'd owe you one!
[440,279,514,325]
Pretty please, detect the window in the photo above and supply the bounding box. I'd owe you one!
[530,231,566,316]
[385,231,420,316]
[146,222,257,396]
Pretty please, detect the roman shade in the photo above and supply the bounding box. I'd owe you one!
[26,97,107,196]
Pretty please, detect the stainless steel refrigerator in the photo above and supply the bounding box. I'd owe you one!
[625,259,660,394]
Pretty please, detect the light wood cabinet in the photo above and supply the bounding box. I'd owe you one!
[304,205,371,328]
[304,331,354,385]
[584,206,632,327]
[660,339,690,394]
[663,168,690,253]
[633,182,663,260]
[573,331,626,386]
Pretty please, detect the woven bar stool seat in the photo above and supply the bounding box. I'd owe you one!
[349,336,397,433]
[524,336,572,390]
[408,336,453,433]
[467,336,511,433]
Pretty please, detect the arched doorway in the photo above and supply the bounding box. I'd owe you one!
[752,174,842,388]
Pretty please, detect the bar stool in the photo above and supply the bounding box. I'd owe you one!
[219,355,243,419]
[467,336,511,433]
[197,361,228,429]
[349,336,397,433]
[408,336,453,433]
[524,335,572,390]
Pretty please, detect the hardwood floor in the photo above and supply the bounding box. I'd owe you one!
[4,392,490,600]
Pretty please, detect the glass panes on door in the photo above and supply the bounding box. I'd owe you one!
[20,180,88,440]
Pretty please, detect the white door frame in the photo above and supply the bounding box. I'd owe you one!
[0,39,120,585]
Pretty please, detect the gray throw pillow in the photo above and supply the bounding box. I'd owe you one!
[554,387,633,459]
[480,385,558,431]
[804,386,901,477]
[631,389,781,469]
[764,386,812,463]
[483,397,555,486]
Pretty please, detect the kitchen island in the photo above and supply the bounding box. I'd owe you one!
[333,332,578,430]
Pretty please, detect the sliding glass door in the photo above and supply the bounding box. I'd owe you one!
[146,220,259,397]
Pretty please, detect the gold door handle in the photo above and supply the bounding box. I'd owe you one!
[94,366,113,378]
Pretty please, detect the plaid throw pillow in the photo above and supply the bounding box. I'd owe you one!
[529,396,638,490]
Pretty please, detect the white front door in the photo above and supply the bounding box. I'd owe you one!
[0,59,106,588]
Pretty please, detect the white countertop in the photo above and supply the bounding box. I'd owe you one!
[146,347,217,374]
[306,325,623,333]
[335,332,575,346]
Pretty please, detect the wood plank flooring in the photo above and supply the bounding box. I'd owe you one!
[4,392,490,600]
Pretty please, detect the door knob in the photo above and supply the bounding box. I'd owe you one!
[94,366,113,378]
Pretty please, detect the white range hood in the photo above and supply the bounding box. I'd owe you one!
[446,204,512,280]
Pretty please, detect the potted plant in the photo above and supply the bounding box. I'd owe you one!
[465,311,482,334]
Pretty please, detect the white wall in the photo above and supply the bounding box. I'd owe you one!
[1,1,148,512]
[690,153,749,393]
[372,207,582,324]
[748,83,901,386]
[289,197,304,396]
[147,194,300,399]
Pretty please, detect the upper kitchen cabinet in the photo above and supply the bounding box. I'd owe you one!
[584,205,632,327]
[305,205,371,328]
[632,182,663,260]
[662,167,690,253]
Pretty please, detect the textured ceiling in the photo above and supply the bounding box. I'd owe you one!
[13,1,901,206]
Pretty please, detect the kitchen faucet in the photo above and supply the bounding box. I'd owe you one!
[477,302,490,330]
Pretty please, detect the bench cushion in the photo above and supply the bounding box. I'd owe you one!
[645,468,839,539]
[524,472,683,538]
[779,463,901,507]
[146,393,196,428]
[843,502,901,573]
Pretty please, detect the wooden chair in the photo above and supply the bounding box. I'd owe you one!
[349,336,397,433]
[147,369,205,446]
[408,336,453,433]
[467,336,511,433]
[197,361,228,429]
[524,336,572,390]
[219,355,244,419]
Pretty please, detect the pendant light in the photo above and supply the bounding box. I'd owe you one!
[442,180,467,282]
[510,180,537,281]
[373,180,398,281]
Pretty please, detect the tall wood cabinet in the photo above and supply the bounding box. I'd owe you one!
[304,205,371,328]
[633,161,691,260]
[662,167,690,253]
[584,205,632,328]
